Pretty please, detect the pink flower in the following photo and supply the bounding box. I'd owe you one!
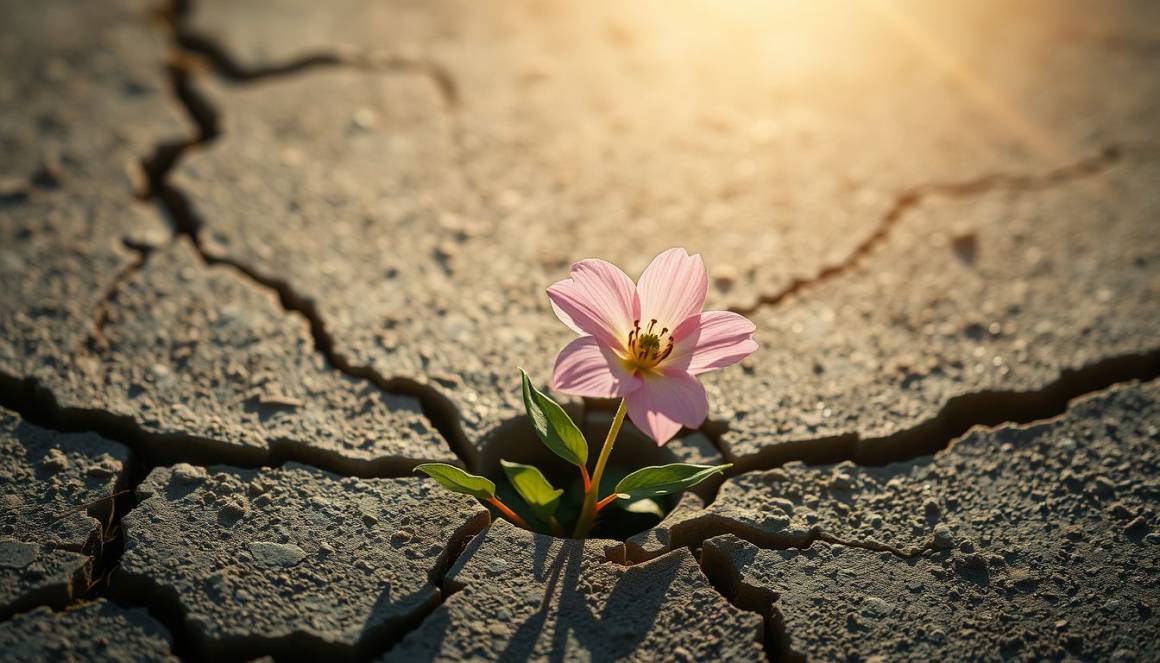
[547,248,758,445]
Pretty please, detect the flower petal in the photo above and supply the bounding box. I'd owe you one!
[624,369,708,446]
[636,248,708,329]
[551,336,642,398]
[667,311,759,375]
[547,259,638,350]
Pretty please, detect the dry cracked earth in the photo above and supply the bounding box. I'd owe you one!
[1,0,1158,661]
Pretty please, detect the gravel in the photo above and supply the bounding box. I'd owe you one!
[115,463,489,658]
[0,407,128,618]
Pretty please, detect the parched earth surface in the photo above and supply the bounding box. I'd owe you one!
[0,0,1158,661]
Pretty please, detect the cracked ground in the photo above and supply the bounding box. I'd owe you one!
[1,0,1158,661]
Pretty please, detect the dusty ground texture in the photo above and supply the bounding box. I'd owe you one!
[117,463,488,659]
[0,600,175,662]
[0,408,128,619]
[386,519,765,662]
[628,382,1160,564]
[699,382,1160,661]
[0,0,1158,660]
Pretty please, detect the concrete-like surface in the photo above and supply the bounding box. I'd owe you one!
[0,600,175,662]
[0,408,128,618]
[701,382,1160,661]
[116,463,488,659]
[1,0,1157,660]
[386,519,765,662]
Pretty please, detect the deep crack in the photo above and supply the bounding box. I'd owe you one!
[663,512,924,563]
[730,145,1125,316]
[699,541,797,663]
[190,245,477,469]
[722,346,1160,474]
[623,365,1160,568]
[0,370,447,479]
[157,0,457,108]
[373,517,491,660]
[167,203,477,470]
[107,494,489,662]
[5,0,1155,661]
[136,1,478,471]
[138,61,220,202]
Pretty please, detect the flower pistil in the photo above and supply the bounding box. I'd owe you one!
[626,318,674,370]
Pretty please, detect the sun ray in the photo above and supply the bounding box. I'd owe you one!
[855,0,1072,165]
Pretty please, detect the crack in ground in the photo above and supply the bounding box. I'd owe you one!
[106,501,489,662]
[85,242,154,355]
[52,1,1153,656]
[0,370,449,479]
[75,449,204,661]
[0,4,465,652]
[1,8,481,641]
[721,346,1160,474]
[620,360,1160,569]
[621,359,1160,567]
[157,0,487,228]
[633,512,925,566]
[372,516,493,660]
[0,383,488,659]
[0,365,486,657]
[155,186,477,469]
[588,348,1160,482]
[729,145,1125,316]
[138,62,220,202]
[699,541,798,663]
[0,403,198,656]
[185,238,478,470]
[140,0,477,471]
[157,0,457,107]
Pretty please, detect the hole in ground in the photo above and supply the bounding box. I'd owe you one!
[477,410,708,540]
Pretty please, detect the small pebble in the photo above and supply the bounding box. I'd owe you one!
[40,448,70,472]
[932,525,954,550]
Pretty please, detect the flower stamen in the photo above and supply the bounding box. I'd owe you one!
[626,319,674,369]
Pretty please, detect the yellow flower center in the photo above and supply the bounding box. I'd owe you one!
[626,319,674,370]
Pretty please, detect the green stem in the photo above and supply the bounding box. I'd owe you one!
[572,399,627,538]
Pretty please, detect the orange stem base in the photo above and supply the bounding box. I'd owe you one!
[487,496,530,530]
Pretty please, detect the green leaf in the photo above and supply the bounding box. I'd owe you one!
[414,463,495,500]
[612,463,732,501]
[501,460,564,522]
[520,369,587,467]
[594,465,665,519]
